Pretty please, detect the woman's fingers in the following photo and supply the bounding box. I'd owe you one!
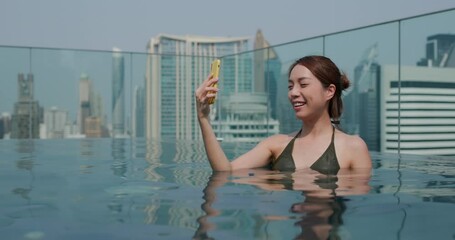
[195,77,219,103]
[206,76,218,88]
[195,75,220,118]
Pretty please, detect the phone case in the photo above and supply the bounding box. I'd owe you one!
[208,59,220,105]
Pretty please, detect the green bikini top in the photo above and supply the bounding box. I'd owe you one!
[271,126,340,175]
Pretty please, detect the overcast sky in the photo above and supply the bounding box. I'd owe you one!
[1,0,454,52]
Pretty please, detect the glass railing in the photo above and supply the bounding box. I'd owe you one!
[226,8,455,157]
[0,8,454,157]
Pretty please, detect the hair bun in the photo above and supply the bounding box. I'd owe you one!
[340,74,350,90]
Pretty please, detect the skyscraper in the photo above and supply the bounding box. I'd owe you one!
[0,112,11,139]
[343,44,381,151]
[133,85,145,138]
[255,31,301,134]
[78,74,91,135]
[112,47,125,137]
[11,73,41,139]
[41,107,68,139]
[85,116,103,138]
[380,34,455,156]
[253,29,282,119]
[78,74,108,138]
[145,34,250,140]
[417,34,455,67]
[380,65,455,155]
[212,93,280,142]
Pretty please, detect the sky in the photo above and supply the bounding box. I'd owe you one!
[1,0,454,52]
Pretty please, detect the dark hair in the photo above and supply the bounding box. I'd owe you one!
[288,55,350,122]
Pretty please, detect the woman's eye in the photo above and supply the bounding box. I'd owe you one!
[288,85,293,90]
[300,84,307,88]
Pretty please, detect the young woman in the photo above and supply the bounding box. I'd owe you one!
[195,55,372,173]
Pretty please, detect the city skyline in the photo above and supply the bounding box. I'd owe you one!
[1,6,454,119]
[0,12,454,156]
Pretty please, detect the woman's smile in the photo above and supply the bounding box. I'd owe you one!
[292,100,307,111]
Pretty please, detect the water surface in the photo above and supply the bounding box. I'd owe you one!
[0,139,454,239]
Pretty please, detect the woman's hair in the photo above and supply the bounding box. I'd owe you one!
[288,55,350,122]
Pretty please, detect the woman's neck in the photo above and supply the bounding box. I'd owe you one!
[300,114,333,137]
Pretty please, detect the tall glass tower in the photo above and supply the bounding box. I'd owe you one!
[11,73,41,139]
[145,34,250,140]
[112,47,125,137]
[133,85,145,138]
[342,44,381,151]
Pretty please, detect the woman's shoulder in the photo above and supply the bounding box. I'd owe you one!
[268,131,300,141]
[258,132,298,157]
[335,129,368,151]
[260,131,299,148]
[335,129,371,168]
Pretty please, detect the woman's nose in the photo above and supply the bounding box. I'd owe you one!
[290,86,300,96]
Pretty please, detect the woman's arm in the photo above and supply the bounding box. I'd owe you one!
[195,75,274,171]
[348,136,373,169]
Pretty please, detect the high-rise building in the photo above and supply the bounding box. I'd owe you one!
[85,116,103,138]
[380,65,455,156]
[11,73,41,139]
[133,85,145,138]
[378,34,455,156]
[343,44,381,151]
[41,106,69,139]
[112,48,125,137]
[78,74,92,135]
[254,29,268,93]
[212,93,279,142]
[0,112,11,139]
[253,29,281,119]
[78,74,108,138]
[145,34,251,140]
[417,34,455,67]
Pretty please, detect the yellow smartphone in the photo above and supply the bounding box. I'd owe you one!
[207,59,220,105]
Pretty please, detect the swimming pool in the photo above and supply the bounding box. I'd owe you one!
[0,138,454,240]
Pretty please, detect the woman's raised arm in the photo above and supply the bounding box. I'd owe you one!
[195,74,274,171]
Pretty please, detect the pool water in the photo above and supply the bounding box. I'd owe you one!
[0,139,454,240]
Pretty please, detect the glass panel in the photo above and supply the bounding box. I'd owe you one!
[30,48,132,139]
[325,23,399,154]
[217,51,260,142]
[400,9,455,156]
[0,47,31,139]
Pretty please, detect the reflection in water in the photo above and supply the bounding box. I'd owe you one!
[12,140,35,219]
[111,138,127,177]
[291,189,347,239]
[193,172,226,240]
[394,155,405,240]
[79,138,94,156]
[172,140,207,163]
[144,200,160,224]
[144,139,163,181]
[193,169,371,240]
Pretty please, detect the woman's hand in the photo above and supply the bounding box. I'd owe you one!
[195,74,219,119]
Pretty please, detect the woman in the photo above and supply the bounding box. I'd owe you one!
[195,55,372,173]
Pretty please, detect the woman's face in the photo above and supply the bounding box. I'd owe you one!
[288,65,333,120]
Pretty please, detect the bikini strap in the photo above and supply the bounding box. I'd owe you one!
[294,129,302,139]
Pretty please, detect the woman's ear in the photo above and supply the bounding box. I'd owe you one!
[326,84,336,100]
